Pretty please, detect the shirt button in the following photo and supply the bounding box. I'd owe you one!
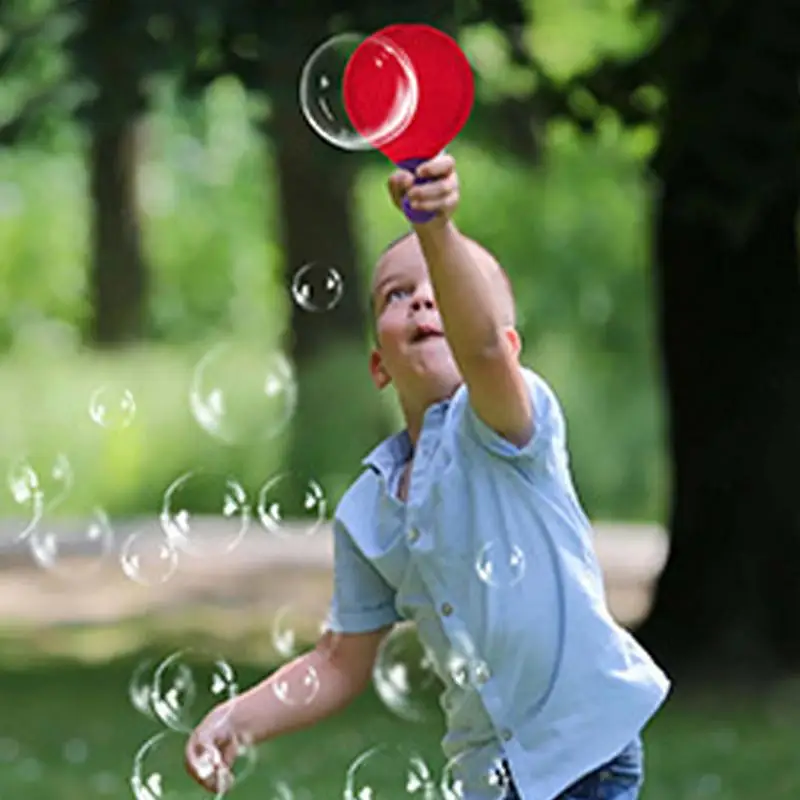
[474,661,491,684]
[501,729,513,742]
[407,528,420,543]
[440,602,454,617]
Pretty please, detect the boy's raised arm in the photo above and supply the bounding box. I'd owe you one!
[390,154,533,447]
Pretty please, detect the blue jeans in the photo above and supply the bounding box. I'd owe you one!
[502,737,644,799]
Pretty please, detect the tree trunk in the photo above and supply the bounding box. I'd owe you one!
[637,0,800,683]
[81,0,148,346]
[88,116,147,345]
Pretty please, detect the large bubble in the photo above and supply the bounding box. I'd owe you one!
[372,623,441,724]
[189,344,297,445]
[299,32,419,151]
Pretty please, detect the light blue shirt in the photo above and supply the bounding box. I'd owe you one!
[329,368,670,800]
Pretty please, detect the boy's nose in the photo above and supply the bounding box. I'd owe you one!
[409,285,436,313]
[410,297,436,313]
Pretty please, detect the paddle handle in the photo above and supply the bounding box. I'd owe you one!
[397,158,437,224]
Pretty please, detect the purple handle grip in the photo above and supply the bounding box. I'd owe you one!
[397,158,437,224]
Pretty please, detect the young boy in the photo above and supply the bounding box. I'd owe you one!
[185,154,671,799]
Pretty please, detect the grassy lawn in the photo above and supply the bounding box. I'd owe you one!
[0,650,798,799]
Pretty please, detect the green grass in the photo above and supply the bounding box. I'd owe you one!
[0,650,798,799]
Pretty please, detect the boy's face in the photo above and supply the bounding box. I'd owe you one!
[369,235,462,405]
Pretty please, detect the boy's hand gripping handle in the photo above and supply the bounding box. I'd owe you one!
[397,158,436,224]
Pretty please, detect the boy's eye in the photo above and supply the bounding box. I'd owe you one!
[385,288,410,303]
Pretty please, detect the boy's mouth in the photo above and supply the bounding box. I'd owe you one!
[411,323,444,343]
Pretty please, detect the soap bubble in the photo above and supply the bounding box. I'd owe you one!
[160,470,250,557]
[271,604,329,660]
[299,32,419,151]
[189,344,297,444]
[7,453,73,538]
[257,472,327,537]
[89,385,136,430]
[441,748,510,800]
[372,623,441,723]
[271,662,321,707]
[6,459,43,540]
[345,744,436,800]
[132,730,256,799]
[129,658,158,718]
[291,263,344,312]
[151,649,239,733]
[28,508,114,580]
[475,541,526,588]
[121,529,180,586]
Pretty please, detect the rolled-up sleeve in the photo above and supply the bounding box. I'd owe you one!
[458,369,567,464]
[327,520,401,634]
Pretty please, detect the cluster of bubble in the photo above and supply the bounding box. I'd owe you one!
[124,623,515,799]
[129,650,257,799]
[348,626,515,798]
[5,319,339,582]
[6,451,328,587]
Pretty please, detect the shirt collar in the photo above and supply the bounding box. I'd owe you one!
[361,395,455,475]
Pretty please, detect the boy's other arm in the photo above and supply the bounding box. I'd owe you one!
[406,159,532,447]
[219,625,392,744]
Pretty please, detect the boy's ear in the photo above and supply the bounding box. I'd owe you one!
[369,348,392,390]
[503,327,522,358]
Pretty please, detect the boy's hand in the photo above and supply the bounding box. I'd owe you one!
[387,153,460,226]
[184,701,242,794]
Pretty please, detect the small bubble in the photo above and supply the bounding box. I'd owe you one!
[441,749,509,799]
[120,529,180,586]
[271,604,329,660]
[291,263,344,312]
[475,541,526,588]
[29,508,114,580]
[89,386,136,430]
[257,472,327,537]
[271,663,321,707]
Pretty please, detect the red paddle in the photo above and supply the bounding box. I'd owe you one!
[343,24,475,223]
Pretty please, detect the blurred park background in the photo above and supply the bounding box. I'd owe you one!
[0,0,798,797]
